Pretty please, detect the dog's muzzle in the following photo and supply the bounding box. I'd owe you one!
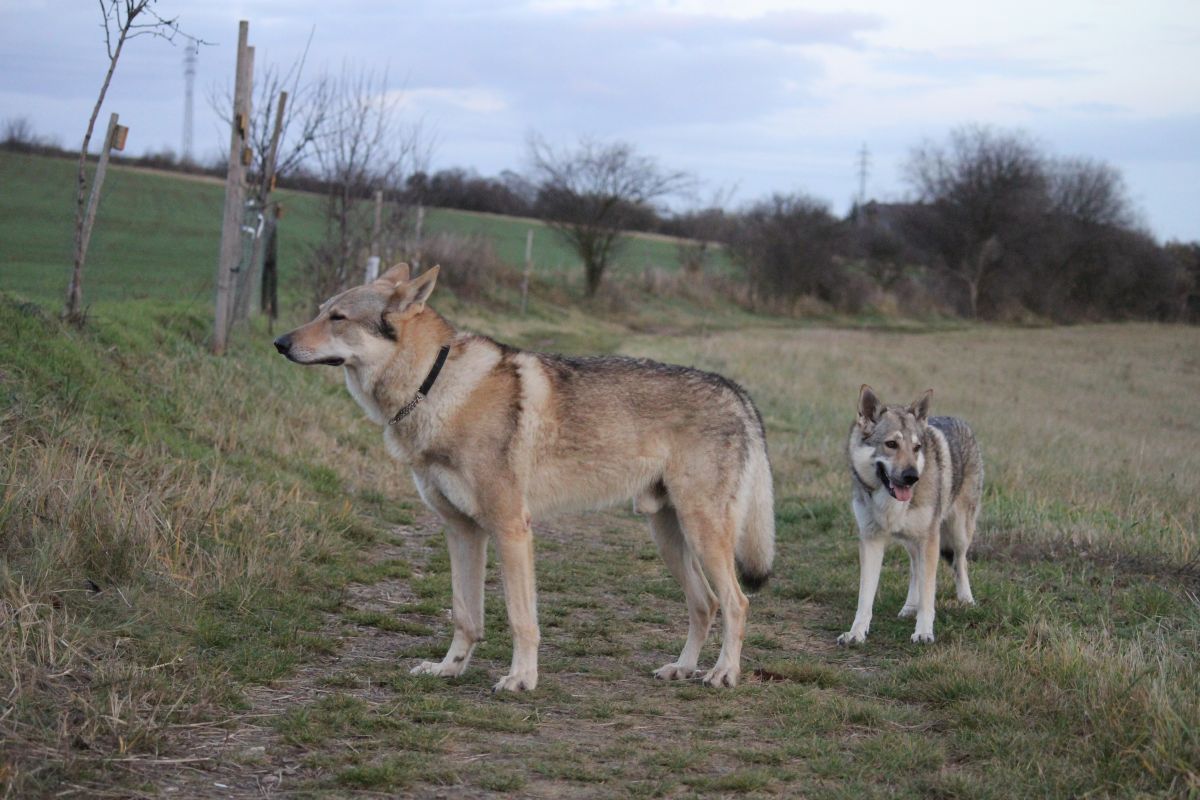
[877,462,918,502]
[272,334,345,366]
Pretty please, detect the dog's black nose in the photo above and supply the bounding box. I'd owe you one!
[900,468,920,486]
[274,334,292,355]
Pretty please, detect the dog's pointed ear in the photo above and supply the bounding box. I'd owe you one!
[377,262,411,286]
[385,265,440,319]
[858,384,881,428]
[910,389,932,422]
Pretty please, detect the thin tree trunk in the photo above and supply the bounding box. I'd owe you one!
[66,20,130,320]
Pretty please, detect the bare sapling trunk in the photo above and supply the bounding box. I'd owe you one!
[66,1,194,322]
[65,22,129,321]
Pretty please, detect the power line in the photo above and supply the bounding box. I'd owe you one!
[855,142,870,207]
[182,41,197,164]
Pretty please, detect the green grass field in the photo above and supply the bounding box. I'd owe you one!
[0,151,730,313]
[1,153,1197,798]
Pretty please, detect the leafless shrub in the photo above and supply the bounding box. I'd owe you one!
[414,233,511,302]
[728,193,845,309]
[302,67,428,310]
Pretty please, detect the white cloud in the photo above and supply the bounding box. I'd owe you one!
[391,87,509,115]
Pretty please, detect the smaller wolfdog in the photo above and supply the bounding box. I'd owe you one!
[839,385,983,645]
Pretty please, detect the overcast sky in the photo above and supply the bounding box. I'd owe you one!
[2,1,1197,240]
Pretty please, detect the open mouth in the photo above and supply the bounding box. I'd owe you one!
[876,462,913,502]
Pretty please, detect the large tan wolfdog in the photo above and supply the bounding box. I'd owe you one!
[274,264,775,691]
[840,385,983,646]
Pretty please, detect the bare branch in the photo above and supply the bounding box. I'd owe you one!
[527,133,693,297]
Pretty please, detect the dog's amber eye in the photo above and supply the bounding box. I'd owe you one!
[885,440,898,450]
[329,311,346,321]
[913,444,922,452]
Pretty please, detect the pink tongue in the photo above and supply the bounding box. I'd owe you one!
[892,485,914,502]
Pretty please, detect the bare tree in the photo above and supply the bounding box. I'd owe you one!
[65,1,201,322]
[1039,157,1142,317]
[1049,157,1133,229]
[528,135,692,297]
[903,125,1049,318]
[2,117,37,150]
[304,67,428,308]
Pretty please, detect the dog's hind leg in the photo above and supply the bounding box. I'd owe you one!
[898,539,920,618]
[675,503,748,688]
[943,511,976,605]
[650,506,718,681]
[411,497,488,679]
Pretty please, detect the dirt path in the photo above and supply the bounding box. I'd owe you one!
[136,507,833,798]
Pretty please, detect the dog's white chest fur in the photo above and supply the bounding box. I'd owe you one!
[852,491,934,541]
[345,366,387,426]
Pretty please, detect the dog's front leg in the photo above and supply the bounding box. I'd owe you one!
[411,522,487,678]
[492,519,539,692]
[911,529,939,644]
[839,534,886,645]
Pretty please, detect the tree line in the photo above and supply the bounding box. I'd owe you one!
[6,111,1196,323]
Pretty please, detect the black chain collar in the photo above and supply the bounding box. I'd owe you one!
[389,345,451,425]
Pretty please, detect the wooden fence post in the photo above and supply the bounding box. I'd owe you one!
[520,228,534,315]
[212,20,253,355]
[65,112,123,318]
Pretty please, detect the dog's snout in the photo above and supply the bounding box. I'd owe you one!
[273,334,292,355]
[900,468,920,486]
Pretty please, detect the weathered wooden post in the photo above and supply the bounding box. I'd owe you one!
[212,20,254,355]
[64,112,126,318]
[520,228,534,315]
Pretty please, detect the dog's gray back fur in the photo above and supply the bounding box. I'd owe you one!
[928,416,981,506]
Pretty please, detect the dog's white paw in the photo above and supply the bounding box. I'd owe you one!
[897,605,918,619]
[910,631,936,644]
[410,659,466,678]
[701,664,739,688]
[956,594,976,606]
[654,662,699,681]
[837,630,867,646]
[492,670,538,693]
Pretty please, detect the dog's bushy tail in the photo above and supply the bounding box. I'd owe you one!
[735,444,775,593]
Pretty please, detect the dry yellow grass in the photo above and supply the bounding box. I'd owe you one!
[627,323,1200,565]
